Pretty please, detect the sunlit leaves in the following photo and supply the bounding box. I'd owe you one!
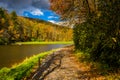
[0,8,73,44]
[49,0,97,22]
[50,0,120,68]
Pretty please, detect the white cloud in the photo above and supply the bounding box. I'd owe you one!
[56,21,74,27]
[48,20,56,23]
[48,20,73,28]
[48,16,58,19]
[31,9,44,16]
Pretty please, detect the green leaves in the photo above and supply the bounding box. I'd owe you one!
[73,0,120,68]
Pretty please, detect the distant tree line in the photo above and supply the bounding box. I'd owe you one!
[0,8,73,45]
[50,0,120,68]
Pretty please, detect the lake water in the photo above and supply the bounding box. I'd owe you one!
[0,44,69,68]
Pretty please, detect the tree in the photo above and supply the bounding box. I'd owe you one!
[50,0,120,68]
[0,7,73,44]
[90,0,120,67]
[11,11,17,21]
[0,8,9,30]
[50,0,97,22]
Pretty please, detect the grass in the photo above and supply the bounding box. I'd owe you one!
[75,51,120,80]
[15,41,73,45]
[0,49,59,80]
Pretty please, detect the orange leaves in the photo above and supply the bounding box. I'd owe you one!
[49,0,98,22]
[49,0,72,15]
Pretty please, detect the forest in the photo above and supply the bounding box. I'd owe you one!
[50,0,120,68]
[0,8,73,45]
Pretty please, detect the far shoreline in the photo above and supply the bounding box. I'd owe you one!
[15,41,73,45]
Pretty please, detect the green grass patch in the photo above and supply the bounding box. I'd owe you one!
[15,41,73,45]
[0,49,59,80]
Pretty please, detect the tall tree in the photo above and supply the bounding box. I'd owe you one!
[50,0,120,68]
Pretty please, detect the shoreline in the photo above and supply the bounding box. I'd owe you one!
[15,41,73,45]
[0,48,61,80]
[0,45,119,80]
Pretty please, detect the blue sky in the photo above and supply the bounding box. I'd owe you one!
[23,9,60,23]
[0,0,60,23]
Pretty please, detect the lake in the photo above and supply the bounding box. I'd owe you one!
[0,44,69,68]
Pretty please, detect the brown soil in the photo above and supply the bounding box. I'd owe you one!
[44,46,83,80]
[26,46,120,80]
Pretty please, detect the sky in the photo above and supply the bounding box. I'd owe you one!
[0,0,60,23]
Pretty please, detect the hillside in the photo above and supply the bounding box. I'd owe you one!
[0,8,73,45]
[24,17,59,27]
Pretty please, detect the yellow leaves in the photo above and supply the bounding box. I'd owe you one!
[1,18,5,24]
[0,8,73,42]
[8,26,14,30]
[112,37,117,43]
[97,11,101,18]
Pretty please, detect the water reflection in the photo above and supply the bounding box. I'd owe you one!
[0,44,68,68]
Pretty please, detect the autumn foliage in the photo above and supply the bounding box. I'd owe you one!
[0,8,73,45]
[50,0,120,68]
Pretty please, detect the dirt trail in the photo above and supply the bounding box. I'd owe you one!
[44,48,87,80]
[27,46,120,80]
[30,46,90,80]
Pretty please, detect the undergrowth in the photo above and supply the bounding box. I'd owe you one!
[75,51,120,80]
